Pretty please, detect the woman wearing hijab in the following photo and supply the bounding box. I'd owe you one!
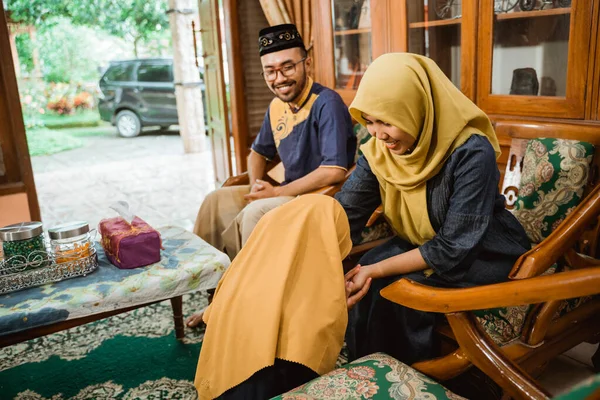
[194,194,361,400]
[335,53,530,364]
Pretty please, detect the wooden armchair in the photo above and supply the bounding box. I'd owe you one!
[381,121,600,395]
[380,267,600,400]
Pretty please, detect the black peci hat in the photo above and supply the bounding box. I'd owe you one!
[258,24,305,57]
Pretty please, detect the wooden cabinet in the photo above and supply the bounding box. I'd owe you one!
[404,0,478,99]
[313,0,600,123]
[313,0,406,104]
[477,0,594,119]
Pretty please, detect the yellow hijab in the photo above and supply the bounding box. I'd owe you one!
[194,194,352,399]
[349,53,500,245]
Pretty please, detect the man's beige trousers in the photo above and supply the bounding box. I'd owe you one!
[193,185,294,259]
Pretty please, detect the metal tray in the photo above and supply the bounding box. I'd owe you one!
[0,248,98,295]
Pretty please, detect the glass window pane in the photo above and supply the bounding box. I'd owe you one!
[406,0,462,88]
[137,64,173,83]
[491,2,571,96]
[104,63,135,82]
[332,0,372,89]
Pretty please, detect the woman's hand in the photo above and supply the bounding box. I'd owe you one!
[345,265,372,310]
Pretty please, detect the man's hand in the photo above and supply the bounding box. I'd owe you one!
[250,181,265,194]
[244,179,280,202]
[345,265,372,310]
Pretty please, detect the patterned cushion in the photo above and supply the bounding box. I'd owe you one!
[354,124,371,162]
[273,353,466,400]
[473,264,557,345]
[512,138,594,244]
[473,304,532,345]
[555,296,594,319]
[554,373,600,400]
[358,219,394,245]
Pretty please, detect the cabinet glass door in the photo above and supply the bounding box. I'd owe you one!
[491,0,571,97]
[477,0,593,118]
[332,0,373,90]
[406,0,462,88]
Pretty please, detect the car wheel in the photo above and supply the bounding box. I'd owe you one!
[116,110,141,138]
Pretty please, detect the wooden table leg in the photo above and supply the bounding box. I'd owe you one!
[170,296,185,340]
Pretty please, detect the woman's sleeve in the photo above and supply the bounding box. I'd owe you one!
[334,155,382,245]
[419,141,500,278]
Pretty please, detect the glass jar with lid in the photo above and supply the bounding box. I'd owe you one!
[0,222,48,271]
[48,221,93,264]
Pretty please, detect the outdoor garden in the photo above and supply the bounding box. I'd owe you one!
[5,0,173,156]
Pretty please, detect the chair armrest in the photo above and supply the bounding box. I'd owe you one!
[366,205,384,228]
[222,159,284,188]
[222,172,250,187]
[510,183,600,279]
[380,267,600,313]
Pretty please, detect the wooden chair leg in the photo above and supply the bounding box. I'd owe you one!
[447,312,551,400]
[170,296,185,340]
[411,349,472,380]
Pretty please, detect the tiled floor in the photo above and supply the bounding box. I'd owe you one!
[31,128,214,233]
[29,128,598,396]
[539,343,599,396]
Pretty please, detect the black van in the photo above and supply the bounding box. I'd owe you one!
[98,58,205,137]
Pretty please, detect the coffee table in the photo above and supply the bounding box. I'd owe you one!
[0,226,230,348]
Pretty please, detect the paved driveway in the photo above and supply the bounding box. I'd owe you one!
[31,130,215,234]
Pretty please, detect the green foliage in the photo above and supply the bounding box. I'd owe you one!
[36,18,108,83]
[6,0,169,56]
[15,34,34,73]
[40,110,100,129]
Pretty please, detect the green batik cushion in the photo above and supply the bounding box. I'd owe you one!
[512,138,594,244]
[473,304,532,345]
[473,264,557,345]
[555,296,594,319]
[358,219,394,245]
[554,373,600,400]
[354,124,372,162]
[273,353,466,400]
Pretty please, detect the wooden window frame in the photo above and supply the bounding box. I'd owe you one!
[0,5,40,221]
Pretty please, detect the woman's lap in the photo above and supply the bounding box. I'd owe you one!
[347,237,472,364]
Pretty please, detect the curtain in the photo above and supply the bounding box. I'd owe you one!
[259,0,312,53]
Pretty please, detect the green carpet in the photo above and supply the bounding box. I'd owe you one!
[0,292,208,399]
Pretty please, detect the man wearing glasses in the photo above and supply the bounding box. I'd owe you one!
[190,25,355,324]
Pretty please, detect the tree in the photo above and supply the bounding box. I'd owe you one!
[5,0,169,57]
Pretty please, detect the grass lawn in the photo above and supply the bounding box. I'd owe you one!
[27,123,116,157]
[26,128,83,157]
[39,109,101,129]
[26,110,117,156]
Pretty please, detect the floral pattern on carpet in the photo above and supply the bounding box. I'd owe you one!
[0,291,207,372]
[14,378,198,400]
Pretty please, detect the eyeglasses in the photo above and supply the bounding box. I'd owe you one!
[261,58,306,81]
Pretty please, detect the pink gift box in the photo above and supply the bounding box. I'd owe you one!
[99,216,161,269]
